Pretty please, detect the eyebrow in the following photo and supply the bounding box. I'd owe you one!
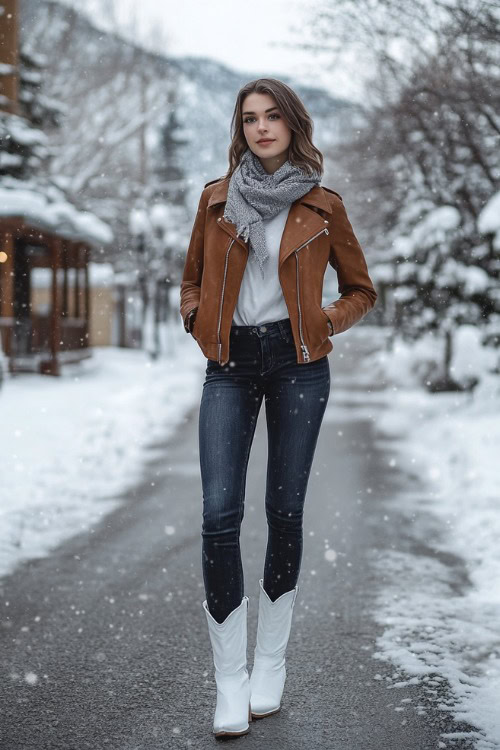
[242,106,279,115]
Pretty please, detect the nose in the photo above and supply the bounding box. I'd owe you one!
[257,120,268,133]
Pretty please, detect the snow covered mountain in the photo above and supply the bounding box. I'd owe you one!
[19,0,356,271]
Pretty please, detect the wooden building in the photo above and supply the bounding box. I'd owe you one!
[0,210,112,375]
[0,0,113,375]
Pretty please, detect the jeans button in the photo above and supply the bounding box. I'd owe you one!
[259,325,267,332]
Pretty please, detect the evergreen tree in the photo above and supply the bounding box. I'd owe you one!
[0,47,63,182]
[325,0,500,387]
[129,103,192,359]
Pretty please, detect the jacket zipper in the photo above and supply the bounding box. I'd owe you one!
[217,226,329,365]
[217,238,235,363]
[294,227,329,362]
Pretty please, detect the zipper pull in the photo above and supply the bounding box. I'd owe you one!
[301,345,310,362]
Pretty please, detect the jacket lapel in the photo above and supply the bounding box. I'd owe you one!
[278,198,331,267]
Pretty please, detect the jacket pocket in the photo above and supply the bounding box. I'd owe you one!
[320,308,333,338]
[313,305,331,344]
[190,303,219,344]
[191,313,199,339]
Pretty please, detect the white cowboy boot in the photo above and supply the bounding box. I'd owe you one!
[202,595,252,737]
[249,578,299,718]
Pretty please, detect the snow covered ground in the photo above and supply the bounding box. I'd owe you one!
[354,326,500,750]
[0,322,205,580]
[1,319,498,748]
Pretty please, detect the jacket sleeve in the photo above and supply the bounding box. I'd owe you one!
[179,188,209,332]
[322,193,377,335]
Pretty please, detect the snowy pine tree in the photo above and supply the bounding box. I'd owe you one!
[129,102,192,359]
[0,46,63,183]
[323,0,500,388]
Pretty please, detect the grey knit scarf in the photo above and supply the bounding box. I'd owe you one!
[223,147,321,278]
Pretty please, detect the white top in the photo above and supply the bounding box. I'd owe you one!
[232,205,291,326]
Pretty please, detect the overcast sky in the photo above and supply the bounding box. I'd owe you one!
[62,0,367,102]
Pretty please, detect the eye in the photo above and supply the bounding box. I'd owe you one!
[243,113,281,123]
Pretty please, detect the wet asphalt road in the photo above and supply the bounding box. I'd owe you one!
[0,330,478,749]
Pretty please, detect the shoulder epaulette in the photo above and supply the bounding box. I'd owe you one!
[322,186,344,201]
[204,175,227,188]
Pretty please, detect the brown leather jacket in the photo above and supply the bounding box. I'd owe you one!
[180,176,377,366]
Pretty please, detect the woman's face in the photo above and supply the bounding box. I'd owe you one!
[241,92,292,173]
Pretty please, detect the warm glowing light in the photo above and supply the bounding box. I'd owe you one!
[0,252,8,263]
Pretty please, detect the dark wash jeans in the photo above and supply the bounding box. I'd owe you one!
[198,317,331,624]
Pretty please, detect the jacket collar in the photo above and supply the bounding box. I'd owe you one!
[206,176,332,215]
[212,176,332,267]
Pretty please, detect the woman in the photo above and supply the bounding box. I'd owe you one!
[180,78,377,737]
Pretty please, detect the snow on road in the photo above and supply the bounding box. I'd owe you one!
[1,321,499,748]
[351,328,500,750]
[0,327,205,580]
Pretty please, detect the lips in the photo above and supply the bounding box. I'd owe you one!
[257,139,275,144]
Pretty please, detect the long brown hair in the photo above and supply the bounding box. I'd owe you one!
[223,78,324,180]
